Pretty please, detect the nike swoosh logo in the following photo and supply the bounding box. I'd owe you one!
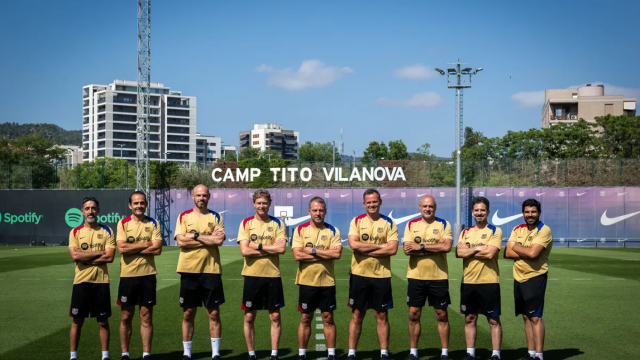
[227,238,237,242]
[380,194,387,197]
[601,210,640,226]
[100,313,107,316]
[219,210,228,214]
[618,192,627,196]
[148,301,153,303]
[577,192,587,196]
[302,194,312,198]
[536,192,545,196]
[285,216,311,227]
[417,193,428,197]
[496,193,506,197]
[340,194,350,198]
[388,211,421,225]
[576,238,587,242]
[491,209,523,226]
[127,229,133,232]
[228,194,237,198]
[188,224,193,226]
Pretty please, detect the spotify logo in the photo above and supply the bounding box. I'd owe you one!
[65,208,84,228]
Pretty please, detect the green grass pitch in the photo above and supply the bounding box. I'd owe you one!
[1,246,639,360]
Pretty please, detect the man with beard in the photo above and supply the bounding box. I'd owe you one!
[402,195,452,360]
[237,189,287,360]
[174,184,226,360]
[116,190,162,360]
[292,197,342,360]
[456,197,503,360]
[68,196,116,360]
[505,199,553,360]
[347,189,398,360]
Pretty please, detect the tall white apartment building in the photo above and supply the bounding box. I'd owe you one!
[82,79,197,164]
[239,123,299,160]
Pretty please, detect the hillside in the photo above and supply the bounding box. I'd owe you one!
[0,122,82,146]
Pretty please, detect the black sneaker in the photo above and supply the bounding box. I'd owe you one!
[347,355,356,360]
[521,355,533,360]
[491,356,500,360]
[298,355,306,360]
[212,356,220,360]
[404,354,418,360]
[328,356,335,360]
[381,355,390,360]
[121,356,130,360]
[182,356,191,360]
[143,356,150,360]
[270,356,279,360]
[461,354,476,360]
[248,356,256,360]
[441,356,450,360]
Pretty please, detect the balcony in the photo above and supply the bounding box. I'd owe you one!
[168,144,191,151]
[97,141,105,149]
[167,118,190,126]
[97,133,105,140]
[550,112,578,121]
[97,124,106,131]
[113,124,137,131]
[112,142,136,149]
[167,126,189,134]
[113,106,136,114]
[113,132,137,140]
[83,119,90,125]
[98,97,106,104]
[113,114,136,122]
[83,109,89,116]
[167,135,189,143]
[83,100,89,107]
[167,109,190,117]
[113,96,136,104]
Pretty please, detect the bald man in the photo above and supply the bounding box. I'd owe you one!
[402,195,453,360]
[174,184,227,360]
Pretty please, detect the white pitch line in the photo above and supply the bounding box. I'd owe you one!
[574,278,592,281]
[316,317,322,321]
[316,324,324,329]
[316,344,327,351]
[316,309,321,314]
[315,333,325,340]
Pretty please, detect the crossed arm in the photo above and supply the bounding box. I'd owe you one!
[505,241,545,260]
[348,236,398,257]
[239,238,287,258]
[404,238,452,256]
[456,242,500,260]
[117,240,162,256]
[176,230,226,249]
[293,246,342,262]
[69,247,115,265]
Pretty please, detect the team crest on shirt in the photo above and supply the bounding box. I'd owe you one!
[81,243,89,250]
[301,303,307,310]
[246,301,252,308]
[71,308,78,315]
[321,235,328,241]
[528,236,533,241]
[250,234,257,241]
[377,227,384,233]
[433,229,439,234]
[414,236,422,244]
[121,296,127,303]
[179,297,184,304]
[145,227,151,232]
[267,227,274,232]
[317,245,325,250]
[362,234,370,241]
[208,222,215,228]
[481,234,487,239]
[97,234,103,239]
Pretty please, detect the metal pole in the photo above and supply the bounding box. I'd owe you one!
[455,87,462,242]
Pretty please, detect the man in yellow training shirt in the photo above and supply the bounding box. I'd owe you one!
[292,197,342,360]
[237,189,287,360]
[505,198,553,360]
[347,189,398,360]
[68,196,116,360]
[456,197,503,360]
[402,195,453,360]
[174,184,226,360]
[116,190,162,360]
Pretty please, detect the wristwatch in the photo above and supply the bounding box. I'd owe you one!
[258,244,263,251]
[420,244,425,251]
[193,232,199,240]
[311,248,317,255]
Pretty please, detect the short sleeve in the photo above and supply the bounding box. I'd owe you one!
[292,227,303,248]
[402,223,412,243]
[237,220,250,242]
[105,227,116,249]
[348,218,359,238]
[173,214,187,240]
[275,221,286,240]
[508,227,518,242]
[116,220,126,242]
[533,226,553,248]
[443,221,453,240]
[153,221,162,241]
[216,215,225,230]
[68,230,78,248]
[387,221,399,242]
[457,228,466,245]
[488,227,503,249]
[331,228,342,247]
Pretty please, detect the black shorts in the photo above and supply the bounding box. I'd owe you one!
[298,285,337,313]
[242,276,285,311]
[179,273,225,309]
[514,273,547,318]
[407,279,451,309]
[348,274,393,311]
[460,283,501,317]
[118,275,157,307]
[69,282,111,320]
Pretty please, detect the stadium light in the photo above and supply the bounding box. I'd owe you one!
[434,59,483,245]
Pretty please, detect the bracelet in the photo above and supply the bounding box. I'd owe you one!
[258,244,263,251]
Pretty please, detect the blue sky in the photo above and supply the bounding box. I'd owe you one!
[1,0,639,157]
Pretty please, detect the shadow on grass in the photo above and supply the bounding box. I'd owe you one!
[332,348,584,360]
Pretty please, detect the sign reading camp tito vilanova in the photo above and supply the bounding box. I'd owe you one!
[211,166,407,182]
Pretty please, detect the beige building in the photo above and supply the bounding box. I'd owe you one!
[541,84,636,128]
[239,123,299,160]
[54,145,83,168]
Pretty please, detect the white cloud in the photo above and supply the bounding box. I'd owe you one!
[253,60,353,91]
[392,63,438,80]
[375,92,443,109]
[511,90,545,108]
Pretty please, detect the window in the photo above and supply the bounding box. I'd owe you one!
[253,141,259,145]
[253,134,259,138]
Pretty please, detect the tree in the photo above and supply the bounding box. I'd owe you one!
[239,147,261,160]
[496,129,543,159]
[595,115,640,158]
[411,142,435,161]
[150,160,179,188]
[388,140,409,160]
[298,141,339,162]
[362,141,389,165]
[540,120,603,158]
[218,150,238,162]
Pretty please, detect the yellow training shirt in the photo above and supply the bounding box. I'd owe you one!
[292,221,342,286]
[404,217,452,280]
[459,224,503,284]
[237,215,286,278]
[174,209,224,274]
[509,222,553,283]
[68,224,116,285]
[116,215,162,278]
[348,214,398,279]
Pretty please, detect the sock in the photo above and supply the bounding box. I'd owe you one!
[442,349,448,356]
[467,348,475,357]
[183,341,192,357]
[381,350,388,356]
[492,350,500,358]
[535,353,543,360]
[249,351,256,356]
[102,351,110,360]
[143,352,150,358]
[271,350,278,356]
[299,349,307,356]
[529,350,536,357]
[122,352,130,357]
[70,351,78,360]
[328,348,336,356]
[410,348,418,357]
[348,349,356,356]
[211,338,221,356]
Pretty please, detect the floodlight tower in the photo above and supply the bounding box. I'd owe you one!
[136,0,151,210]
[434,61,482,244]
